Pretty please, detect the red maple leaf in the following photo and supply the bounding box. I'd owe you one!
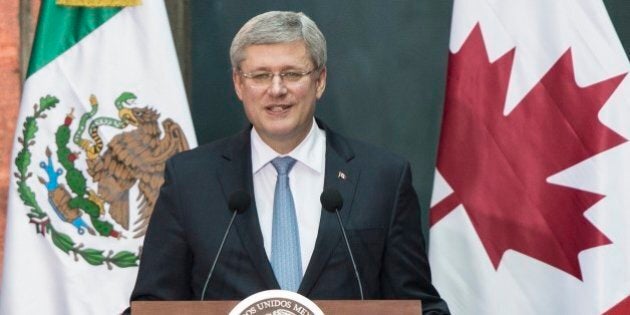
[430,24,626,279]
[604,295,630,315]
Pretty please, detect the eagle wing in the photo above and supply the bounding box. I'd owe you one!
[90,134,141,230]
[132,119,189,238]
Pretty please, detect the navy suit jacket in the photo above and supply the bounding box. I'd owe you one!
[129,121,449,314]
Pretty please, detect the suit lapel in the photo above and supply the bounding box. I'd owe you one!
[218,130,280,290]
[299,125,360,295]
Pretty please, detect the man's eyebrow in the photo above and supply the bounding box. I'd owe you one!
[243,66,310,73]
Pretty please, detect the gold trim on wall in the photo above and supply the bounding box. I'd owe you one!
[56,0,141,7]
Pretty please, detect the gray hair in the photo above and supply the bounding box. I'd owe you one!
[230,11,327,70]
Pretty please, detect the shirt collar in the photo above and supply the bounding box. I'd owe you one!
[251,118,326,174]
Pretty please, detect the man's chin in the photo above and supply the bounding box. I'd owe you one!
[257,123,310,144]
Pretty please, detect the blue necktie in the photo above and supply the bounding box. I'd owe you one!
[270,156,302,292]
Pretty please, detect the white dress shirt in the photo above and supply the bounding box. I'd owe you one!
[251,119,326,274]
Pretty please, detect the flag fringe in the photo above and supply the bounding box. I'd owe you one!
[56,0,141,7]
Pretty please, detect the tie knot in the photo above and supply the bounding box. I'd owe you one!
[271,156,297,175]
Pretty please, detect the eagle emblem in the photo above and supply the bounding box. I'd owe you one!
[13,92,189,268]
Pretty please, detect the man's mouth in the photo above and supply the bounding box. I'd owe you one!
[266,104,292,113]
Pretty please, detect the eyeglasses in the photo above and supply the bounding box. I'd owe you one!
[238,69,317,86]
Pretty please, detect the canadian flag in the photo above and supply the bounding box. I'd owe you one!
[429,0,630,314]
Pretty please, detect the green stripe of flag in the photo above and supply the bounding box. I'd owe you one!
[27,0,121,77]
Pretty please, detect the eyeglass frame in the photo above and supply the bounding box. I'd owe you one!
[237,68,320,86]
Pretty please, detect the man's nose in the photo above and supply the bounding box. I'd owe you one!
[268,75,288,96]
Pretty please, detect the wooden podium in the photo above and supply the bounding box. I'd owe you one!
[131,300,421,314]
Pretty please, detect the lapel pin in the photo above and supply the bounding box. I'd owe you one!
[337,171,347,180]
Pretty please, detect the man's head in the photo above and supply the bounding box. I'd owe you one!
[231,11,327,154]
[230,11,327,71]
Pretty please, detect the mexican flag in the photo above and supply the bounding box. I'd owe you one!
[429,0,630,314]
[0,1,196,314]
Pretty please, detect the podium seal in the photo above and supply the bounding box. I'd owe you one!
[230,290,324,315]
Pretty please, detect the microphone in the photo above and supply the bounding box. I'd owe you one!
[200,190,251,300]
[320,188,364,300]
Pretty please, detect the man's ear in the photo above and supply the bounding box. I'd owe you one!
[233,69,244,101]
[315,66,327,99]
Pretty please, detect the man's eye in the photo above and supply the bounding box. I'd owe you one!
[282,72,303,80]
[251,73,272,80]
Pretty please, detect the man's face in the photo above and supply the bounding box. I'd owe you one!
[233,41,326,152]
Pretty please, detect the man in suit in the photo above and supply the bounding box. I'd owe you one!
[129,11,449,314]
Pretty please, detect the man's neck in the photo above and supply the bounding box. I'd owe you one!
[256,121,314,155]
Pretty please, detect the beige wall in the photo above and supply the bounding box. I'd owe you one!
[0,0,189,284]
[0,0,38,284]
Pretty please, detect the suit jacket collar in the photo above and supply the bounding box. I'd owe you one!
[218,129,280,289]
[218,119,360,295]
[299,118,360,295]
